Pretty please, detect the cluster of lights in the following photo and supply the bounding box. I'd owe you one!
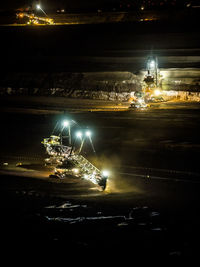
[62,119,93,154]
[62,118,109,179]
[76,130,92,139]
[43,118,111,190]
[83,169,110,183]
[62,120,92,139]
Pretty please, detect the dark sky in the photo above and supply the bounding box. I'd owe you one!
[1,0,121,10]
[0,0,190,10]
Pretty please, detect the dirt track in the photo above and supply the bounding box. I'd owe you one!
[1,100,200,259]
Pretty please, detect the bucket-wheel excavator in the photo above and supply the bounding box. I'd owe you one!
[42,120,109,191]
[129,56,163,109]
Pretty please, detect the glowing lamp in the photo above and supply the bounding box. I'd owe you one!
[85,130,91,137]
[154,89,161,96]
[63,120,69,127]
[76,131,82,138]
[102,170,109,177]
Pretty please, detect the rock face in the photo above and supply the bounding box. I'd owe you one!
[159,68,200,91]
[0,71,142,101]
[163,91,200,102]
[1,69,200,102]
[159,68,200,101]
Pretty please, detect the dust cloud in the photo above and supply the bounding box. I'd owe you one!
[88,154,143,194]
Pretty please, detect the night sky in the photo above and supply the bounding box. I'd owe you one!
[0,0,192,11]
[1,0,120,10]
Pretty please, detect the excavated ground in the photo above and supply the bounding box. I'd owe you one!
[1,100,200,261]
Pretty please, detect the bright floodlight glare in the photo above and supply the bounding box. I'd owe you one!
[36,4,41,9]
[150,60,155,68]
[72,168,79,174]
[138,98,143,104]
[154,89,161,96]
[102,170,109,177]
[63,120,69,127]
[85,130,91,137]
[76,131,82,138]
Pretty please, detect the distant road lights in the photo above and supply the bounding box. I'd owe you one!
[141,6,144,11]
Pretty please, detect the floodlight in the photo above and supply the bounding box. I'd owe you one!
[138,98,143,104]
[150,60,155,68]
[63,120,69,127]
[76,131,82,138]
[154,89,161,96]
[72,168,79,174]
[85,130,91,137]
[102,170,109,177]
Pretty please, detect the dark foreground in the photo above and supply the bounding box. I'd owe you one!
[1,101,200,261]
[1,172,200,261]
